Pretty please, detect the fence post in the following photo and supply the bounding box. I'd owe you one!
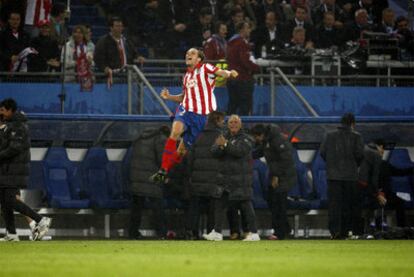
[139,81,144,114]
[270,69,275,116]
[127,68,132,115]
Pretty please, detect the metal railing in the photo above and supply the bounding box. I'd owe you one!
[1,58,413,116]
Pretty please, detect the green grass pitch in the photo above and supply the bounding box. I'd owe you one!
[1,240,414,276]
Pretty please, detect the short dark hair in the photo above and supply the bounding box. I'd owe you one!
[207,111,225,125]
[295,5,308,13]
[199,7,212,17]
[231,7,244,17]
[0,98,17,112]
[214,21,226,33]
[235,21,249,33]
[341,112,356,126]
[395,15,408,26]
[373,139,386,148]
[51,3,66,17]
[108,16,123,28]
[250,124,266,136]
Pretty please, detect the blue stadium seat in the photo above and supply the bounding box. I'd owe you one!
[288,150,317,209]
[388,148,414,208]
[43,147,90,208]
[289,150,312,199]
[29,161,46,191]
[81,147,129,208]
[252,159,269,209]
[310,151,328,208]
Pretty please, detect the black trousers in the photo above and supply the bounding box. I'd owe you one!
[328,180,358,237]
[213,192,257,233]
[227,204,249,235]
[129,195,166,239]
[0,188,42,234]
[268,188,290,239]
[227,79,255,116]
[187,196,215,236]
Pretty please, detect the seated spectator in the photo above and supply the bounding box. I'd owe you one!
[374,8,395,35]
[186,7,214,47]
[314,11,343,49]
[158,0,191,58]
[395,16,414,60]
[141,0,168,58]
[28,19,60,73]
[49,2,68,49]
[350,0,376,25]
[203,115,260,242]
[0,11,31,72]
[223,0,257,27]
[342,9,373,43]
[251,0,285,28]
[252,10,284,58]
[284,26,314,50]
[311,0,345,29]
[226,7,246,39]
[193,0,225,20]
[283,5,314,45]
[61,25,94,83]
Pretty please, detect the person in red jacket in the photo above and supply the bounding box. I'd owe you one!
[226,21,260,116]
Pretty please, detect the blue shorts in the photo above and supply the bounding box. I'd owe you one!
[174,105,207,149]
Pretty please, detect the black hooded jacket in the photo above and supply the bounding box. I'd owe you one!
[0,111,31,189]
[129,127,169,198]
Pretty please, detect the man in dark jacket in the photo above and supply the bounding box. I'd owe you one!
[226,21,260,116]
[252,10,283,58]
[359,140,414,232]
[320,112,364,239]
[0,98,51,242]
[94,17,143,85]
[187,111,225,239]
[251,124,297,240]
[128,126,170,239]
[203,115,260,241]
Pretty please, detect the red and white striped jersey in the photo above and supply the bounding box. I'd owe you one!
[182,63,219,115]
[25,0,52,26]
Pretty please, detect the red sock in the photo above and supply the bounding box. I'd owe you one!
[161,138,177,172]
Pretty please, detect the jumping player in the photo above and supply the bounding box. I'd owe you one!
[150,47,238,183]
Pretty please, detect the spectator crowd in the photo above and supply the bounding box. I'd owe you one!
[0,0,413,75]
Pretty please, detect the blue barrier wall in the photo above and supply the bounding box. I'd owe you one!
[1,83,413,116]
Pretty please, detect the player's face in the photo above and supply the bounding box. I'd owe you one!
[185,49,201,67]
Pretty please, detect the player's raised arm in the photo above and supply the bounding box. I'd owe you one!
[160,88,184,103]
[215,69,238,79]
